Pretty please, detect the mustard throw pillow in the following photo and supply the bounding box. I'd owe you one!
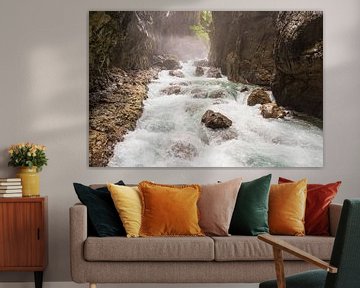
[138,181,204,237]
[107,183,142,238]
[269,179,307,236]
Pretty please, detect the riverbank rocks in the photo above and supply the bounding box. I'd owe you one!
[161,85,182,95]
[201,110,232,129]
[89,68,158,167]
[260,103,287,119]
[247,89,271,106]
[169,70,185,78]
[195,66,205,76]
[194,59,209,67]
[206,67,222,78]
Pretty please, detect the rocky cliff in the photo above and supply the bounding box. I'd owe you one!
[272,11,323,119]
[89,11,203,166]
[209,11,278,86]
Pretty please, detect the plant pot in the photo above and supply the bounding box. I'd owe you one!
[16,167,40,197]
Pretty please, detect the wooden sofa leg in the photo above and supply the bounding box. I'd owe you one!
[89,283,96,288]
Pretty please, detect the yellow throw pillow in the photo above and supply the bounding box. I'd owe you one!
[138,181,204,237]
[269,179,307,236]
[107,183,142,238]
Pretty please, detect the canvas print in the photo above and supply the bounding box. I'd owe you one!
[89,11,323,167]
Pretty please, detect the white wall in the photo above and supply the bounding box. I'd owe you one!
[0,0,359,282]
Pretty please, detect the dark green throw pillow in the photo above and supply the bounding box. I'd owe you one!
[73,181,126,237]
[229,174,272,236]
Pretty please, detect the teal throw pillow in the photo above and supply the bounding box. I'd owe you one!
[229,174,272,236]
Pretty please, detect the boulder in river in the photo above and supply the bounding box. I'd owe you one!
[161,85,182,95]
[209,89,226,99]
[153,55,182,70]
[169,70,185,78]
[260,103,287,119]
[240,86,249,92]
[191,88,207,98]
[171,81,190,86]
[206,67,222,78]
[201,110,232,129]
[247,89,271,106]
[195,66,205,76]
[168,142,198,160]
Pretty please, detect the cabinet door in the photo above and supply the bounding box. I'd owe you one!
[0,202,44,268]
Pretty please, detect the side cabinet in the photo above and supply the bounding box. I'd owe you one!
[0,197,47,288]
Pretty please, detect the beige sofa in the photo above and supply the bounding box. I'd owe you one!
[70,202,342,287]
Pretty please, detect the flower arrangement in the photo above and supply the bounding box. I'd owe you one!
[8,143,48,172]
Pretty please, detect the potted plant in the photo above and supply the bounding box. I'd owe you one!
[8,143,48,197]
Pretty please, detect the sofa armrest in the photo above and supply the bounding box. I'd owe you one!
[69,203,88,283]
[329,203,342,237]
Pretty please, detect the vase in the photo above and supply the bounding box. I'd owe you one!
[16,167,40,197]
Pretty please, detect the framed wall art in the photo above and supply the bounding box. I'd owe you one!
[89,11,323,167]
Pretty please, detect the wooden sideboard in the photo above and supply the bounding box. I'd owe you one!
[0,197,47,288]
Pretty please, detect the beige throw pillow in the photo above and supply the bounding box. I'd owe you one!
[198,178,242,236]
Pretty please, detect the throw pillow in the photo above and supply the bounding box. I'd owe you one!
[73,181,126,237]
[198,178,242,236]
[138,181,203,237]
[107,183,142,238]
[229,174,272,236]
[269,179,307,236]
[279,177,341,236]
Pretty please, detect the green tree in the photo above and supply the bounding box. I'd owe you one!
[190,11,212,44]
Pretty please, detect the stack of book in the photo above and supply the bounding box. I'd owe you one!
[0,178,22,197]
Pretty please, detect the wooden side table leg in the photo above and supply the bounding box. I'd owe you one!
[34,271,43,288]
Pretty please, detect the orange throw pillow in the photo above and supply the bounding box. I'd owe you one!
[278,177,341,235]
[138,181,204,237]
[269,179,307,236]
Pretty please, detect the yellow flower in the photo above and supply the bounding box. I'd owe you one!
[8,149,13,155]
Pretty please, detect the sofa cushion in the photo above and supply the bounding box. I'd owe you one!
[84,236,214,261]
[139,181,203,237]
[229,174,271,236]
[269,179,307,236]
[73,181,126,237]
[108,184,142,238]
[199,178,242,236]
[278,177,341,236]
[212,236,334,261]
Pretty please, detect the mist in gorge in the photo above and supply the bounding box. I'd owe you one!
[89,11,323,167]
[157,35,208,61]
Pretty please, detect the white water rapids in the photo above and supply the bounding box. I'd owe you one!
[108,61,323,167]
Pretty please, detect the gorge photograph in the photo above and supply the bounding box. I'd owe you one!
[89,11,323,167]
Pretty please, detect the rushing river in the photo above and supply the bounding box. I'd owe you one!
[108,61,323,167]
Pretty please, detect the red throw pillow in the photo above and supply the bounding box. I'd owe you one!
[278,177,341,236]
